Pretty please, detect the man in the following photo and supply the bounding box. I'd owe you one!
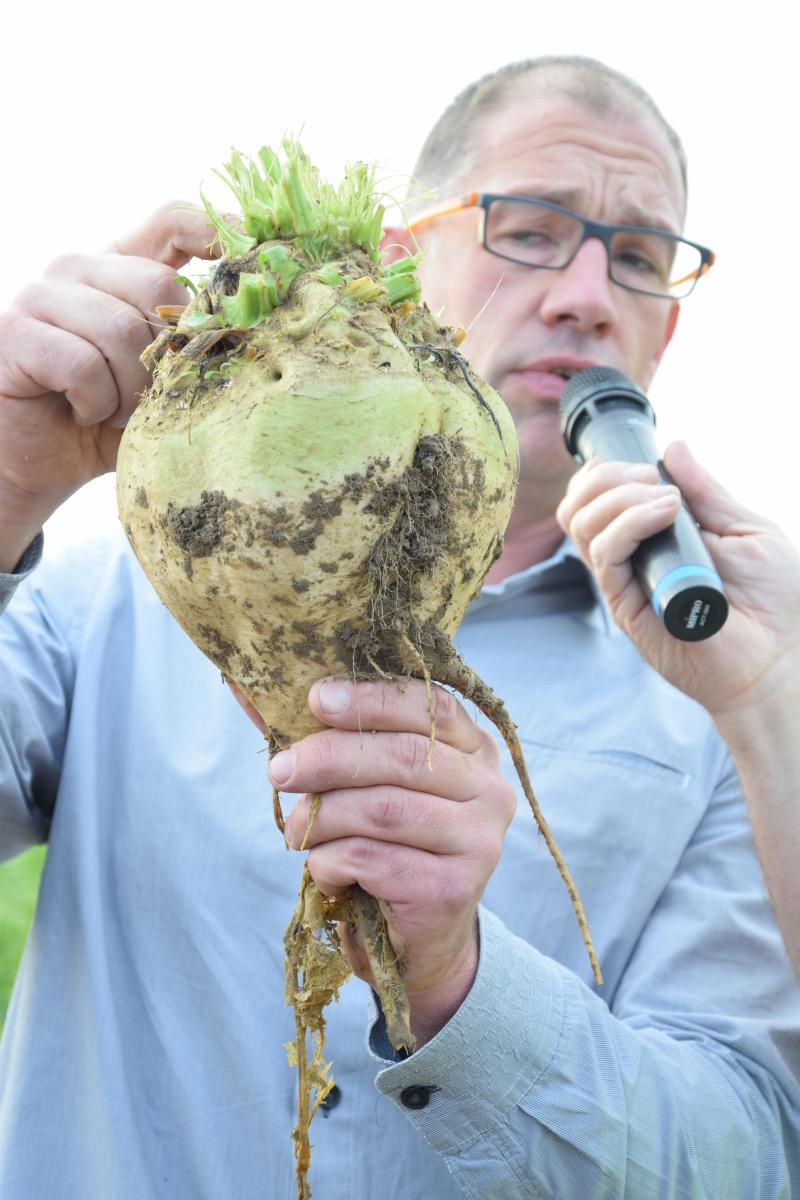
[1,55,798,1198]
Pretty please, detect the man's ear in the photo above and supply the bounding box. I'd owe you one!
[379,224,419,264]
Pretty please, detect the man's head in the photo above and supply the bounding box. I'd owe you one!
[383,57,695,524]
[405,56,688,226]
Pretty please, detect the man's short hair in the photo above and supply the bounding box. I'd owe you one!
[406,56,688,221]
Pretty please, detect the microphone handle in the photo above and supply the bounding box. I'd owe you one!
[575,412,729,641]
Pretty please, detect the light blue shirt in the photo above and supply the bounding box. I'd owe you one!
[1,527,798,1198]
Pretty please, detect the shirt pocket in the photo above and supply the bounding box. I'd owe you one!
[483,732,703,992]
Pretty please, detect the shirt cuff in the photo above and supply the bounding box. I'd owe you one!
[366,904,566,1154]
[0,531,44,615]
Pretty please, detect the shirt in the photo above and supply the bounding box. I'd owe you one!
[1,526,798,1199]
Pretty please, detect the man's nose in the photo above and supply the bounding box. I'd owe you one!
[537,236,619,332]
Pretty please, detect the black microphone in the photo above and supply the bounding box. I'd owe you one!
[559,366,728,641]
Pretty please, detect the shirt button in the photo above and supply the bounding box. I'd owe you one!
[319,1084,342,1115]
[399,1086,434,1110]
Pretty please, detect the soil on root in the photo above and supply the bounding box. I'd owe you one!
[165,490,240,558]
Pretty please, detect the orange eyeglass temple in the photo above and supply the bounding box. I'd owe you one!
[670,253,715,289]
[406,192,480,233]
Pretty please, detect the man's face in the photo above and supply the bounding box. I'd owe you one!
[410,91,685,513]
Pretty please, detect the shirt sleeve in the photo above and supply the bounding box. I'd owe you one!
[367,759,799,1199]
[0,532,73,861]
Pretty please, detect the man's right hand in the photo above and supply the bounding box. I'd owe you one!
[0,204,220,571]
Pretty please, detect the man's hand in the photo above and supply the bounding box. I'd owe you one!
[556,439,800,723]
[268,677,517,1046]
[0,204,219,569]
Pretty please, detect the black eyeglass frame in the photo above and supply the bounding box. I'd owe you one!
[409,191,715,300]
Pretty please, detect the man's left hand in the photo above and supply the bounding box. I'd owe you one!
[556,439,800,723]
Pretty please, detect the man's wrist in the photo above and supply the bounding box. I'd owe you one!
[0,528,45,575]
[1,538,40,576]
[712,652,800,759]
[0,482,58,573]
[0,530,43,616]
[405,927,480,1049]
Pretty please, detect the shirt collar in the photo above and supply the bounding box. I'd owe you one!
[467,537,612,635]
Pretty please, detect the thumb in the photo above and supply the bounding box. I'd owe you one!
[225,677,268,733]
[662,440,756,535]
[106,202,221,268]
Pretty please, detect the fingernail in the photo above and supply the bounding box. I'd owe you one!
[625,464,657,481]
[651,492,680,509]
[319,679,349,714]
[269,749,294,785]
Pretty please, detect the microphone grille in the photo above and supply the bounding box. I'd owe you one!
[559,366,653,455]
[559,366,642,420]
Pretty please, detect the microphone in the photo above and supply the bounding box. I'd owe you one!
[559,366,728,641]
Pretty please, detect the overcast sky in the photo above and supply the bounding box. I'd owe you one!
[3,0,796,549]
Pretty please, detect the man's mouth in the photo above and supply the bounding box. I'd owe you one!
[526,357,601,377]
[507,358,601,398]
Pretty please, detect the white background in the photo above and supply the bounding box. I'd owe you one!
[2,0,796,550]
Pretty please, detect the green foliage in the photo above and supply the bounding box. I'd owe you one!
[381,255,422,304]
[195,137,423,338]
[0,845,45,1027]
[220,273,275,327]
[203,137,389,263]
[173,274,199,295]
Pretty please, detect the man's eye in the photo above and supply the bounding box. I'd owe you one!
[615,249,663,277]
[507,228,553,244]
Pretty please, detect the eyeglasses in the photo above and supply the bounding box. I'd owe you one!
[407,192,715,300]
